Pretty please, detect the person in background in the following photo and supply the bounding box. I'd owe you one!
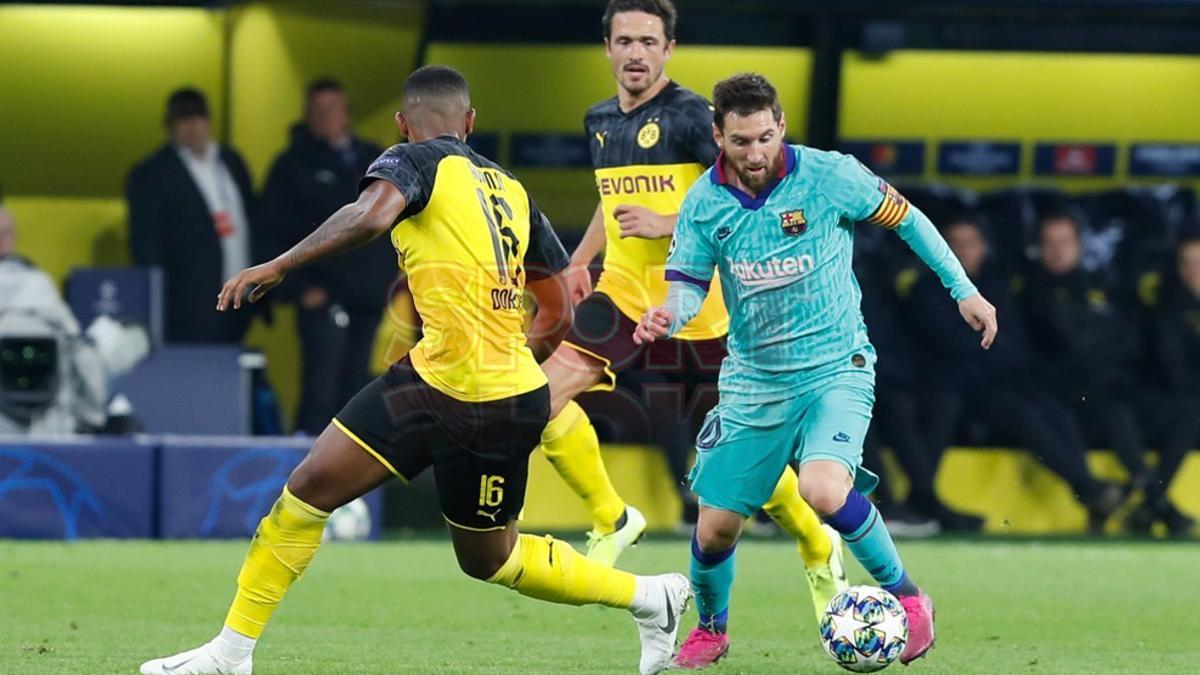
[909,216,1123,531]
[0,205,110,434]
[127,88,259,344]
[1022,213,1170,525]
[1133,237,1200,536]
[0,205,77,326]
[856,252,983,535]
[261,79,392,436]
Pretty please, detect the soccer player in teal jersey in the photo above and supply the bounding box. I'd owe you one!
[634,74,998,668]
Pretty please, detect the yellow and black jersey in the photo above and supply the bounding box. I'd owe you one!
[361,136,568,403]
[585,80,728,340]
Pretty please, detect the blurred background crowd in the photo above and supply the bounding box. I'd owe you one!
[2,0,1199,539]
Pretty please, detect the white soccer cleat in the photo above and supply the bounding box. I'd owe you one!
[139,641,252,675]
[633,572,692,675]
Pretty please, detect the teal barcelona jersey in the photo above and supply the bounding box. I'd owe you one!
[665,144,974,404]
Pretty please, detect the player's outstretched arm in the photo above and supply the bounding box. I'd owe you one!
[217,180,406,311]
[891,206,998,349]
[526,273,574,361]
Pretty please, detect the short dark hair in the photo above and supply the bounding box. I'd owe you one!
[942,216,994,246]
[306,78,343,102]
[943,214,981,233]
[712,73,782,130]
[602,0,677,42]
[1178,236,1200,253]
[403,65,471,110]
[164,87,208,124]
[1038,210,1081,237]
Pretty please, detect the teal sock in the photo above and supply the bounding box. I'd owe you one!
[691,534,735,633]
[826,490,918,596]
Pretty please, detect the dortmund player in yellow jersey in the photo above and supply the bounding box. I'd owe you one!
[140,66,690,675]
[537,0,848,618]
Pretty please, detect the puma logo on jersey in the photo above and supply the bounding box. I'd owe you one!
[476,508,501,522]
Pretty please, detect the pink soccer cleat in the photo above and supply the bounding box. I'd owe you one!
[899,591,936,664]
[671,627,730,669]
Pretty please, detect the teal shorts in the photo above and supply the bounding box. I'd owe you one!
[688,370,879,518]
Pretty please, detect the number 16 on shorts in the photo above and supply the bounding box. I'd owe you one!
[479,475,505,507]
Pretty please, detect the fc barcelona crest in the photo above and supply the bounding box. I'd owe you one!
[780,209,807,236]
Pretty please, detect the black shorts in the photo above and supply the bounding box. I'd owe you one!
[561,291,726,389]
[334,356,550,531]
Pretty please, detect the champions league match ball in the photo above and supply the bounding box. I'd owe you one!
[323,497,372,541]
[819,586,908,672]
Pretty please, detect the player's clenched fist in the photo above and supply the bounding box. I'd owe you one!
[633,305,674,345]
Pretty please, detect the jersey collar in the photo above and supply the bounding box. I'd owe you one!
[711,145,796,210]
[617,80,678,116]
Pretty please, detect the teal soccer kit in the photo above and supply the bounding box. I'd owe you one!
[663,145,977,517]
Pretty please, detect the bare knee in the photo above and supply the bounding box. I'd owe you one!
[695,508,743,552]
[285,455,336,511]
[797,461,853,517]
[456,550,510,581]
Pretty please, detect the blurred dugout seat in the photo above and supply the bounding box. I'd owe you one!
[1075,185,1197,296]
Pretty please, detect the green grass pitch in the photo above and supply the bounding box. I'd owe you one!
[1,537,1196,674]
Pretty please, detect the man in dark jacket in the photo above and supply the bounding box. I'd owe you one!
[910,217,1123,531]
[1022,214,1164,507]
[1132,237,1200,535]
[127,88,259,343]
[856,246,983,534]
[261,79,393,435]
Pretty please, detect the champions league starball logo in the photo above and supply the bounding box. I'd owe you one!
[200,448,300,537]
[0,448,105,539]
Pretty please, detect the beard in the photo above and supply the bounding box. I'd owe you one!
[732,153,780,192]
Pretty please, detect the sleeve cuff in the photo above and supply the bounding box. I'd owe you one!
[665,269,711,292]
[950,282,979,303]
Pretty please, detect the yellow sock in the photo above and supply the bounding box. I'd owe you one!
[540,401,626,533]
[224,487,329,638]
[487,533,636,609]
[763,466,832,569]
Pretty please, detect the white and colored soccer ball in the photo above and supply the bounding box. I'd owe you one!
[323,497,372,541]
[819,585,908,672]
